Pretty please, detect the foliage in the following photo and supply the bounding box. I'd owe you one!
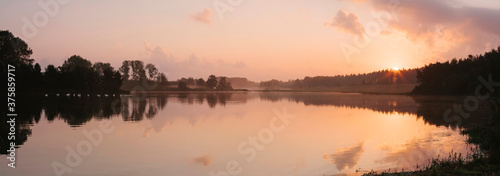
[206,75,218,89]
[178,81,188,90]
[412,47,500,95]
[0,31,123,93]
[259,68,418,90]
[217,77,233,90]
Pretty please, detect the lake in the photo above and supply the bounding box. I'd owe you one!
[1,92,490,176]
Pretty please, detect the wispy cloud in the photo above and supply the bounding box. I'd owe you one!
[142,42,247,80]
[369,0,500,60]
[190,155,212,166]
[323,143,364,171]
[190,8,213,24]
[325,10,365,39]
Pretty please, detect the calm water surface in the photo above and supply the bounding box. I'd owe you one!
[1,92,484,176]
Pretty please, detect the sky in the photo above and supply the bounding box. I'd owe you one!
[1,0,500,81]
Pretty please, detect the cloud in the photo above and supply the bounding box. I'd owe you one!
[369,0,500,60]
[142,42,247,80]
[325,10,366,39]
[190,8,212,24]
[144,42,173,61]
[190,155,212,166]
[323,143,365,171]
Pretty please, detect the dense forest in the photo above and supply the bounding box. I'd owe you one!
[1,30,123,94]
[259,68,418,90]
[412,47,500,95]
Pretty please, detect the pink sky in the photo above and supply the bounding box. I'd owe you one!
[1,0,500,81]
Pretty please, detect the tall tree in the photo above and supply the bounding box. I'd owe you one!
[43,65,59,90]
[157,73,167,85]
[217,77,233,90]
[145,63,158,81]
[119,61,130,81]
[0,30,39,93]
[60,55,94,91]
[206,75,218,89]
[130,60,146,81]
[196,78,205,87]
[0,30,33,70]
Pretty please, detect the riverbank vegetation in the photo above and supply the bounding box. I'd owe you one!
[364,47,500,175]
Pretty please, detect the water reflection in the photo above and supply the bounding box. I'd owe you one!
[0,92,492,155]
[323,143,365,171]
[0,92,493,175]
[190,155,213,166]
[374,129,469,170]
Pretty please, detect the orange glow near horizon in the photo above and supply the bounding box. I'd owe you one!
[0,0,499,81]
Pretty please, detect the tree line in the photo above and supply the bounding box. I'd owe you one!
[259,68,418,90]
[1,30,124,94]
[1,30,237,93]
[172,75,234,90]
[412,46,500,95]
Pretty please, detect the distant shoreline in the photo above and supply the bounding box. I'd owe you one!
[122,83,417,95]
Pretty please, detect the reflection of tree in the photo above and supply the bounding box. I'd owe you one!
[171,93,236,108]
[146,98,158,119]
[0,123,31,155]
[258,93,493,128]
[206,94,217,108]
[259,93,417,115]
[0,95,167,155]
[412,96,492,129]
[196,94,205,104]
[5,92,493,156]
[218,93,231,106]
[121,96,151,121]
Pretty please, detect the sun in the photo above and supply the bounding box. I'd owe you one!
[392,66,399,71]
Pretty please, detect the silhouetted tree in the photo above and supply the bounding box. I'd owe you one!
[0,30,33,70]
[206,75,218,89]
[59,55,95,91]
[412,46,500,95]
[43,64,60,90]
[0,30,42,93]
[119,61,130,81]
[178,81,188,90]
[145,63,158,81]
[130,60,146,81]
[157,73,168,85]
[217,77,233,90]
[196,78,205,87]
